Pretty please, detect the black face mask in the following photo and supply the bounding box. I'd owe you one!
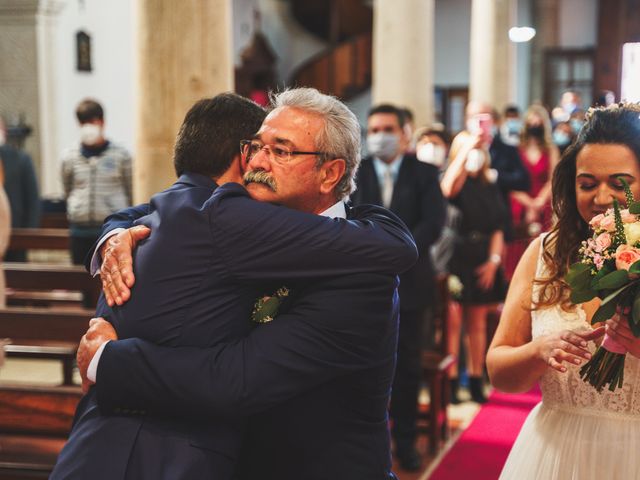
[526,125,545,139]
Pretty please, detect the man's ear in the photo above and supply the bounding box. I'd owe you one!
[319,158,346,195]
[238,152,249,174]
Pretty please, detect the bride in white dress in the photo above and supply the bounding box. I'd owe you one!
[487,103,640,480]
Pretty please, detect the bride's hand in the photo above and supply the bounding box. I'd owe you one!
[606,309,640,358]
[535,327,605,372]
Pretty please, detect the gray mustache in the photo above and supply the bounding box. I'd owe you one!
[243,170,277,192]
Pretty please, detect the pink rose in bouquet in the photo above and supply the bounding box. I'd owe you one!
[594,232,612,253]
[615,244,640,272]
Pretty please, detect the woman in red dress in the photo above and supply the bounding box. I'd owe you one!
[506,105,559,278]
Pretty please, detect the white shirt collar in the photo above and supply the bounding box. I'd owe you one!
[319,201,347,219]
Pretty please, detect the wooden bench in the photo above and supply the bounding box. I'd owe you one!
[4,263,101,308]
[418,275,456,454]
[0,307,93,386]
[8,229,70,253]
[0,384,82,479]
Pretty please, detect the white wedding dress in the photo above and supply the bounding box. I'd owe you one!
[499,239,640,480]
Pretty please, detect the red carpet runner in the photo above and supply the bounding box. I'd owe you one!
[429,388,541,480]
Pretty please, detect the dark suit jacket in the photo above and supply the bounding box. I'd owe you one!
[489,134,530,240]
[350,154,445,310]
[0,144,40,228]
[52,173,416,480]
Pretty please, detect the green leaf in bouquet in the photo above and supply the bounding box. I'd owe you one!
[630,315,640,337]
[630,260,640,275]
[591,263,615,288]
[630,201,640,215]
[632,292,640,327]
[570,289,597,304]
[591,300,617,324]
[566,262,593,291]
[594,269,629,290]
[599,279,640,306]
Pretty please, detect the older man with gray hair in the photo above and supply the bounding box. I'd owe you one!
[55,88,415,480]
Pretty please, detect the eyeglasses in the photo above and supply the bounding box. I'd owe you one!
[240,139,326,164]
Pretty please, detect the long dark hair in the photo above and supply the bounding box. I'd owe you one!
[534,103,640,310]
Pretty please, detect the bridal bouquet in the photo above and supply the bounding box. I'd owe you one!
[566,179,640,392]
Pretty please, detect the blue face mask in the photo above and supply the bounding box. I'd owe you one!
[553,130,571,147]
[505,119,522,136]
[570,119,584,134]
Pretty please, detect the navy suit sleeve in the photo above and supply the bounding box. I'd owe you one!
[209,183,417,279]
[96,273,399,417]
[83,203,151,271]
[411,166,446,252]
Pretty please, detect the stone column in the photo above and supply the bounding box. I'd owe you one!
[36,0,64,198]
[371,0,435,128]
[135,0,234,203]
[530,0,559,104]
[468,0,514,111]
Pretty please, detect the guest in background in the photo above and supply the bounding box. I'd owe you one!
[465,101,530,243]
[61,99,132,265]
[500,105,522,147]
[552,121,575,155]
[506,105,559,278]
[440,127,508,404]
[416,126,457,350]
[0,115,40,262]
[352,104,445,471]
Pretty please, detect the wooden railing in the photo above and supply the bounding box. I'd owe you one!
[289,31,372,101]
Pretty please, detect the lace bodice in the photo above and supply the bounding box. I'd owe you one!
[531,235,640,417]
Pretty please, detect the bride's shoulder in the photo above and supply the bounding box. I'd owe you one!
[515,235,545,279]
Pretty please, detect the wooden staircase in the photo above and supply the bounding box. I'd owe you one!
[288,0,373,100]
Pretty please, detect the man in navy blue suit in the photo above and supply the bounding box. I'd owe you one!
[52,89,417,479]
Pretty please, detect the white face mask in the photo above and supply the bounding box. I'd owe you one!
[0,130,5,147]
[366,132,400,161]
[465,148,486,173]
[416,143,446,168]
[80,123,103,146]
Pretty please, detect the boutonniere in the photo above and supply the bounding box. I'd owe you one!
[252,286,290,323]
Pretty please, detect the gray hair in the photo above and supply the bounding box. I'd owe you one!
[270,88,361,199]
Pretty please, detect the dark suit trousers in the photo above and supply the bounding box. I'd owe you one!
[390,307,424,453]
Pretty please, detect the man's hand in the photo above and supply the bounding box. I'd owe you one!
[100,225,150,306]
[77,318,118,393]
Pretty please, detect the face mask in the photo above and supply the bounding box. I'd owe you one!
[500,120,521,146]
[416,143,446,168]
[367,132,400,161]
[465,149,486,173]
[80,123,103,146]
[553,130,571,147]
[526,125,545,138]
[0,130,5,147]
[505,119,522,136]
[563,102,577,114]
[570,119,584,134]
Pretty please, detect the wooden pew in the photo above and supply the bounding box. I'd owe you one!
[8,229,70,252]
[4,263,101,307]
[418,275,456,454]
[0,307,93,386]
[0,384,82,479]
